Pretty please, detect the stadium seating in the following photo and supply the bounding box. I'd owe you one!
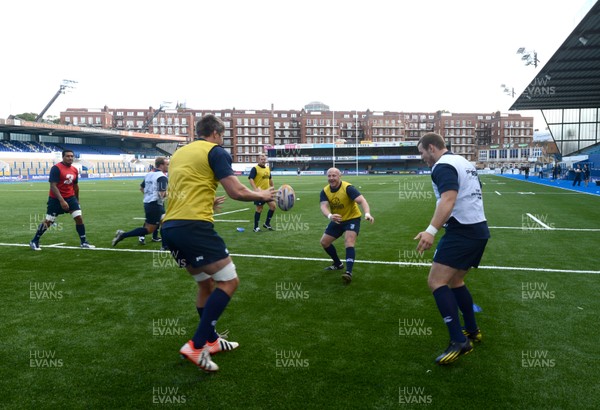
[0,141,61,153]
[0,140,156,179]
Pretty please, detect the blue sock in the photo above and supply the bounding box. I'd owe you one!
[32,222,49,243]
[345,247,355,273]
[433,286,466,343]
[254,212,261,229]
[324,244,342,266]
[152,224,160,240]
[122,227,148,239]
[192,288,230,348]
[265,209,274,226]
[452,285,478,332]
[75,224,87,243]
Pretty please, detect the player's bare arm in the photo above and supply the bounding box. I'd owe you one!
[414,189,457,253]
[355,195,374,223]
[213,196,226,212]
[321,201,341,223]
[220,175,274,202]
[248,179,258,191]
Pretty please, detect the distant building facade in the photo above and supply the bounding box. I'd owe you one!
[60,101,534,167]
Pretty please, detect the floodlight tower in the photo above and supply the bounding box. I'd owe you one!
[141,101,172,132]
[35,79,77,122]
[516,47,539,68]
[500,84,516,98]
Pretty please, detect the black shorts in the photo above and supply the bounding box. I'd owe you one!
[46,196,80,217]
[433,232,488,270]
[161,221,229,268]
[144,202,164,225]
[254,199,275,206]
[324,217,361,239]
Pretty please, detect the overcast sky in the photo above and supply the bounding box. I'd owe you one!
[1,0,595,129]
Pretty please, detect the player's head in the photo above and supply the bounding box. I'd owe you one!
[258,153,267,166]
[155,156,169,171]
[61,150,75,165]
[418,132,447,167]
[326,167,342,188]
[196,114,225,143]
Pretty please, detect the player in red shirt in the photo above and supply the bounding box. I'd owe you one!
[30,150,95,250]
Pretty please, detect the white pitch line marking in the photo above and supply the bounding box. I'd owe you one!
[2,243,598,275]
[526,213,553,229]
[488,226,600,232]
[133,209,250,221]
[214,208,249,216]
[214,219,250,223]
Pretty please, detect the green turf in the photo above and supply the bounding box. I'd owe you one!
[0,175,598,409]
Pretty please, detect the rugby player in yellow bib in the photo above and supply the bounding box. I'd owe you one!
[319,167,374,284]
[161,114,274,372]
[248,153,276,231]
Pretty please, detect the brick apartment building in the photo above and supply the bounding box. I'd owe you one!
[60,102,535,167]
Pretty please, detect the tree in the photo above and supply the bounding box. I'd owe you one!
[15,113,38,121]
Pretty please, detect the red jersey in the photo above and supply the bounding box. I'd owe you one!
[48,162,78,199]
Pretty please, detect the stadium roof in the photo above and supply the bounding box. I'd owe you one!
[0,118,186,143]
[510,1,600,110]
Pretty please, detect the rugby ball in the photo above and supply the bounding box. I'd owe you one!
[276,184,295,211]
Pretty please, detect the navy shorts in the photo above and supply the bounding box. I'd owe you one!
[254,199,274,206]
[46,196,80,217]
[161,221,229,268]
[324,217,361,239]
[433,232,488,270]
[144,202,164,225]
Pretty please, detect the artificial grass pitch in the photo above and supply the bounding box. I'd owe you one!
[0,175,598,409]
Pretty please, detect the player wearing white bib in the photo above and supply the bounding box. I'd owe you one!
[414,132,490,365]
[112,157,169,247]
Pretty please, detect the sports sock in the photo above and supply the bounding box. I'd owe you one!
[254,212,261,229]
[265,209,274,226]
[122,227,148,239]
[192,288,230,348]
[324,244,342,266]
[452,285,478,332]
[345,247,355,273]
[32,222,49,242]
[75,224,87,243]
[152,224,160,240]
[433,286,466,343]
